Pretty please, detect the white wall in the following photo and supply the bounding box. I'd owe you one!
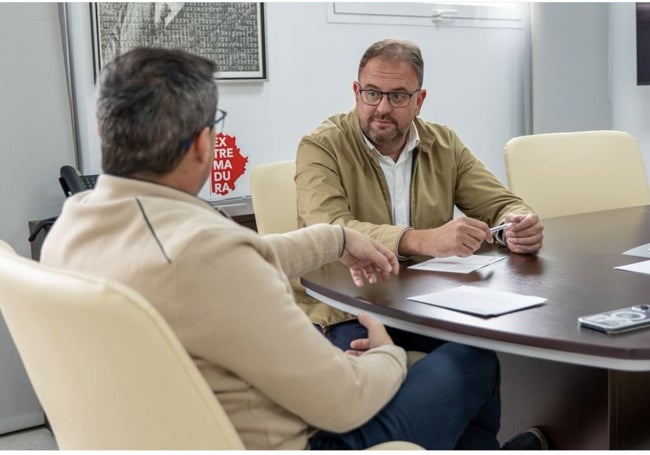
[67,2,528,201]
[610,2,650,181]
[0,3,75,256]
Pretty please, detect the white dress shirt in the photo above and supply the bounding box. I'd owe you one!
[364,123,420,227]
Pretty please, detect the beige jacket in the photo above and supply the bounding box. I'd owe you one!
[41,175,407,450]
[295,110,534,327]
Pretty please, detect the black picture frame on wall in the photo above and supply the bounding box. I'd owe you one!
[637,2,650,85]
[90,2,266,81]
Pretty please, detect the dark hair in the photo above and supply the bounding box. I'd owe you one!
[97,47,219,176]
[358,39,424,88]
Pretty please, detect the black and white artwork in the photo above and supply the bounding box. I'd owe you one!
[91,2,266,80]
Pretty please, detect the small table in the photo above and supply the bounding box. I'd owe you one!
[207,196,257,231]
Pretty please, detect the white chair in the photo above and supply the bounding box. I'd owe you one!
[250,160,297,234]
[250,161,427,367]
[0,241,422,450]
[504,130,650,219]
[0,240,244,450]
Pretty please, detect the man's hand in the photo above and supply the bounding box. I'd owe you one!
[400,217,492,258]
[345,313,395,356]
[502,213,544,254]
[340,227,399,287]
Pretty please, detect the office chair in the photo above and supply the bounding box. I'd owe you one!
[0,240,244,450]
[59,165,98,197]
[250,160,298,234]
[249,161,427,366]
[0,241,422,450]
[504,130,650,219]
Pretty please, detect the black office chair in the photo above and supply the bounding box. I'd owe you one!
[59,165,99,198]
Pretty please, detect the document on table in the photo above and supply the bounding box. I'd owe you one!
[615,259,650,275]
[408,255,505,274]
[616,243,650,274]
[622,242,650,258]
[408,285,548,317]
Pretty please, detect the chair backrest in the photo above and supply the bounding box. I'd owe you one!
[504,130,650,219]
[250,160,297,234]
[0,240,245,450]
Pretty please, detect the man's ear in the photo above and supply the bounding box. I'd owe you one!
[415,88,427,116]
[190,127,213,164]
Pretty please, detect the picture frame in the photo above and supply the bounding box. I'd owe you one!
[637,2,650,85]
[90,2,266,81]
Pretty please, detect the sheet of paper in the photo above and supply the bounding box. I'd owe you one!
[407,285,547,317]
[615,259,650,275]
[622,243,650,258]
[408,255,505,274]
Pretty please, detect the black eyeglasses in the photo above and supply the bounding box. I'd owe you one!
[358,87,420,108]
[180,109,228,150]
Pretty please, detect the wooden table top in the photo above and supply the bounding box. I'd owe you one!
[302,205,650,368]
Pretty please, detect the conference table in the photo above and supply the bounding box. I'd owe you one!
[301,205,650,450]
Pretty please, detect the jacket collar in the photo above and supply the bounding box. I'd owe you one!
[350,109,433,156]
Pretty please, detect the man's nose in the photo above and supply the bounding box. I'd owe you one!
[376,94,393,113]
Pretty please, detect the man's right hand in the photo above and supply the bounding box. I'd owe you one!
[400,217,492,258]
[345,313,395,356]
[340,227,400,287]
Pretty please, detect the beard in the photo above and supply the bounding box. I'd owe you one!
[360,114,407,152]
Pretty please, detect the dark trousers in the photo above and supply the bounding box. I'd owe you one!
[309,321,501,450]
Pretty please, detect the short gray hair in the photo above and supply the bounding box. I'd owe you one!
[97,47,219,176]
[358,39,424,88]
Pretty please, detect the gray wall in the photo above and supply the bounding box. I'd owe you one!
[0,4,69,433]
[529,2,650,184]
[530,2,612,133]
[611,2,650,178]
[0,3,75,256]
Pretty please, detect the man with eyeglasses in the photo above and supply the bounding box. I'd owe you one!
[295,39,546,449]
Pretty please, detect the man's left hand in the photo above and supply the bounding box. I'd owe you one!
[503,213,544,254]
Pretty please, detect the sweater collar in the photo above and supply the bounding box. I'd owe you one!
[86,174,213,211]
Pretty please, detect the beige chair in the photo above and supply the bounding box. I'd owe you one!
[0,240,243,450]
[0,241,421,450]
[250,160,297,234]
[250,161,427,367]
[504,130,650,219]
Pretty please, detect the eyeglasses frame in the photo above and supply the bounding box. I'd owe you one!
[357,86,421,108]
[180,109,228,150]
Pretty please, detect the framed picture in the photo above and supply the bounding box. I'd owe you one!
[90,2,266,81]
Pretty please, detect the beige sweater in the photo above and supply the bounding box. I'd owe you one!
[41,175,407,450]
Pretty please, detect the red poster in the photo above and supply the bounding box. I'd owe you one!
[210,133,248,196]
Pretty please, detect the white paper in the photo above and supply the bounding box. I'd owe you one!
[407,285,547,317]
[622,243,650,259]
[615,259,650,275]
[408,255,505,274]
